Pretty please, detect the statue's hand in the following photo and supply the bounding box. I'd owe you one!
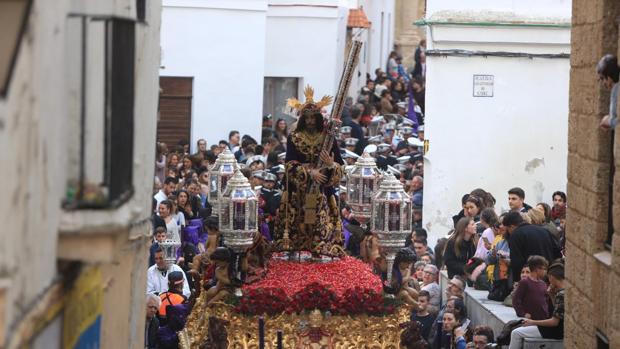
[310,169,327,184]
[320,150,335,167]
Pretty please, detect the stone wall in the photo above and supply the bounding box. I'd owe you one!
[566,0,620,346]
[394,0,425,69]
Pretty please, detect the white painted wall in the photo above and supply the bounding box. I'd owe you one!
[358,0,395,77]
[265,2,347,102]
[160,0,267,149]
[422,0,571,246]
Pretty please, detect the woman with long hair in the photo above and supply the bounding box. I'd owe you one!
[158,200,180,241]
[443,217,477,279]
[167,194,186,229]
[391,80,406,103]
[176,189,193,222]
[167,152,180,171]
[274,118,289,148]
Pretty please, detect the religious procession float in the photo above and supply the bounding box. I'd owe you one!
[160,41,425,348]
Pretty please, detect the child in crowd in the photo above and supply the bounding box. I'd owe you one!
[149,227,167,266]
[504,265,530,307]
[512,256,549,320]
[509,261,565,349]
[411,290,436,341]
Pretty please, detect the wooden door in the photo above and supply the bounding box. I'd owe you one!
[157,76,192,148]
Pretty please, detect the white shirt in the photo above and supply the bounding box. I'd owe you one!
[146,263,191,298]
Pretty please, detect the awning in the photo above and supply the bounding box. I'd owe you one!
[347,8,370,29]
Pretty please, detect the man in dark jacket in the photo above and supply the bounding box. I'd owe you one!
[504,211,562,278]
[145,294,160,349]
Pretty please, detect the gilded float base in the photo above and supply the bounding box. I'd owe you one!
[179,292,410,349]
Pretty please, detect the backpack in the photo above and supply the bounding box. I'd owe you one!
[496,319,524,345]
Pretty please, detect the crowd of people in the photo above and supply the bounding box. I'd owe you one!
[144,43,568,349]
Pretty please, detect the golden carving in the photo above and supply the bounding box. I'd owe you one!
[180,292,409,349]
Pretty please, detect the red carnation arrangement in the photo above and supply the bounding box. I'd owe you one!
[233,257,397,316]
[235,287,288,315]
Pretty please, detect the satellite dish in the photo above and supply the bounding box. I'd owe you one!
[363,144,377,154]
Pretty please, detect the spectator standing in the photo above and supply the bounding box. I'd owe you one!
[443,217,477,279]
[155,142,167,185]
[146,248,191,298]
[274,118,289,149]
[228,130,240,153]
[507,187,532,212]
[380,89,394,114]
[145,294,160,349]
[551,191,567,221]
[504,211,561,279]
[412,52,426,79]
[387,51,399,79]
[154,177,177,210]
[158,200,180,242]
[597,54,620,129]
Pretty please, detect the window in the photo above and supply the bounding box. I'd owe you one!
[0,0,32,97]
[605,130,614,248]
[64,15,136,209]
[597,330,609,349]
[136,0,146,22]
[263,77,299,126]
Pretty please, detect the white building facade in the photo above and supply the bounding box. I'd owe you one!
[160,0,395,150]
[421,0,571,245]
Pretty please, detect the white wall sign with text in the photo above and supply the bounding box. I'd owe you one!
[473,75,494,97]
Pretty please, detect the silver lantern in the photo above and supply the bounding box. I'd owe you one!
[346,152,382,228]
[219,170,258,254]
[159,228,181,267]
[208,148,239,215]
[371,172,412,283]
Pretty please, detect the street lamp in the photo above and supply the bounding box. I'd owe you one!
[371,172,411,283]
[208,148,239,215]
[347,152,382,228]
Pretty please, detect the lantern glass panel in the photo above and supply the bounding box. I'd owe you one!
[389,191,404,201]
[210,174,218,196]
[233,201,246,230]
[374,202,384,230]
[248,200,257,229]
[221,174,231,192]
[349,178,360,203]
[388,202,401,231]
[222,164,233,173]
[362,178,374,204]
[403,201,411,230]
[363,167,373,176]
[221,203,230,229]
